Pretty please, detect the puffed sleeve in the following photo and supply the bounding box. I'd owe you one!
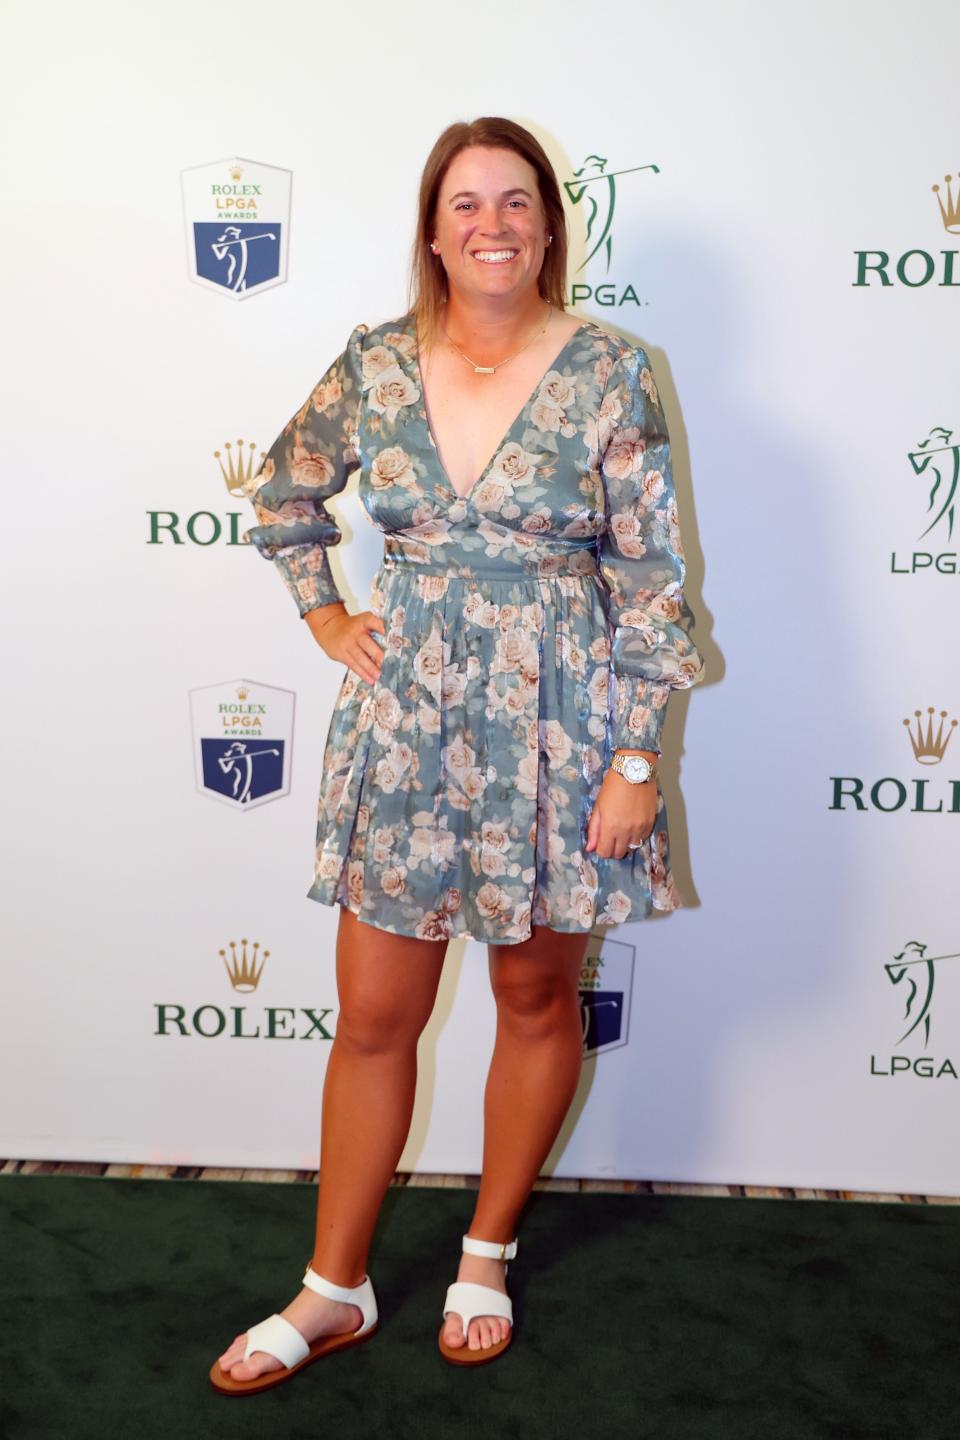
[238,321,367,617]
[597,343,705,755]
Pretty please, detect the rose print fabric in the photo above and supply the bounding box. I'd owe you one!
[240,310,704,944]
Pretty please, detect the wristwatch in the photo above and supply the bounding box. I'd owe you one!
[611,752,657,784]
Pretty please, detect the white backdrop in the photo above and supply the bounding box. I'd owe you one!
[4,0,958,1191]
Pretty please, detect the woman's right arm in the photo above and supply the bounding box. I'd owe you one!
[240,321,385,683]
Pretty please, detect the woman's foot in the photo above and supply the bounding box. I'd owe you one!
[440,1252,512,1353]
[216,1283,363,1381]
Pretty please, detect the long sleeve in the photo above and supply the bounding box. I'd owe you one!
[597,343,705,754]
[238,321,367,617]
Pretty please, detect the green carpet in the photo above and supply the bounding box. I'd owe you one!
[1,1175,959,1439]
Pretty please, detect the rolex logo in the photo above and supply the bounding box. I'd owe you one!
[220,938,268,993]
[236,684,249,701]
[933,173,960,234]
[903,708,957,765]
[214,439,265,496]
[230,164,243,182]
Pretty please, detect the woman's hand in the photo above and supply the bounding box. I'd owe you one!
[584,765,658,859]
[304,603,386,685]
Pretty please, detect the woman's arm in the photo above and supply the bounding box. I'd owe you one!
[239,321,367,617]
[596,342,706,760]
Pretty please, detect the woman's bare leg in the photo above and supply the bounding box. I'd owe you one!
[440,924,589,1353]
[218,905,447,1380]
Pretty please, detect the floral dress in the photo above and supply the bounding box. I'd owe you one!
[239,310,705,945]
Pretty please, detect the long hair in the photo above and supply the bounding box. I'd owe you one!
[406,117,569,351]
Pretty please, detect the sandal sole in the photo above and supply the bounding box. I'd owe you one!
[209,1322,378,1395]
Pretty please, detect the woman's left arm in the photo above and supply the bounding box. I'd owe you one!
[585,343,705,857]
[596,343,706,758]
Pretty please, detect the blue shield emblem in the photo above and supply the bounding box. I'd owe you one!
[199,736,286,805]
[192,222,282,294]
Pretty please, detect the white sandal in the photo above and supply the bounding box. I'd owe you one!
[438,1234,518,1366]
[209,1260,379,1396]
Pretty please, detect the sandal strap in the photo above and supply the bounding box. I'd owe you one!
[302,1263,379,1335]
[244,1313,309,1369]
[442,1280,513,1330]
[461,1234,518,1261]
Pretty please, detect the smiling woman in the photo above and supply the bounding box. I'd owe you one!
[211,115,705,1393]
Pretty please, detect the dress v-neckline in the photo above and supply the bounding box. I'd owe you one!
[409,315,589,505]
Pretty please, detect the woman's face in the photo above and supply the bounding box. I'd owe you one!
[432,144,549,306]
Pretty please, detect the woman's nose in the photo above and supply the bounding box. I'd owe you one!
[477,204,509,236]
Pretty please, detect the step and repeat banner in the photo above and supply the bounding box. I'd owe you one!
[4,0,958,1191]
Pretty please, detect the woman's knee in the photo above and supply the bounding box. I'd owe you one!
[334,983,428,1054]
[491,969,581,1039]
[334,909,444,1053]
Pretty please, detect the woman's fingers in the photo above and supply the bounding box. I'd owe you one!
[313,611,386,683]
[350,645,381,683]
[585,805,650,857]
[349,626,385,683]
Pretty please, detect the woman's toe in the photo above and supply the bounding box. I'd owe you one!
[217,1337,243,1369]
[234,1351,280,1380]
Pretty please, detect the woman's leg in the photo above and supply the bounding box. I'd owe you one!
[441,924,590,1353]
[218,905,448,1379]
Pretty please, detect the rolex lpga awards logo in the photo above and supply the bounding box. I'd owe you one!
[871,938,960,1079]
[829,706,958,814]
[189,679,294,809]
[564,152,657,311]
[154,938,336,1041]
[180,156,291,298]
[890,427,960,575]
[853,165,960,287]
[579,935,635,1057]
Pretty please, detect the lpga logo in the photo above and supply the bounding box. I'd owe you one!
[890,426,960,576]
[564,153,659,310]
[870,938,960,1079]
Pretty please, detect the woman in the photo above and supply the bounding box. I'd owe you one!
[211,116,704,1393]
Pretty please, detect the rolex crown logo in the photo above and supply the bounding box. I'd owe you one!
[932,174,960,234]
[903,707,957,765]
[236,685,249,701]
[214,439,266,496]
[230,164,243,182]
[221,938,268,993]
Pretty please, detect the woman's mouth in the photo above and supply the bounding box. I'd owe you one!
[471,249,520,265]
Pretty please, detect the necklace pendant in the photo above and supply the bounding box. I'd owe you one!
[474,364,496,374]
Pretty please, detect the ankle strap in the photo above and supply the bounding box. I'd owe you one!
[462,1234,518,1260]
[302,1263,369,1302]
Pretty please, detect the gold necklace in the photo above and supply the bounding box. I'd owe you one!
[442,302,553,375]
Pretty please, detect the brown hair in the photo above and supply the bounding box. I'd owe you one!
[406,117,568,351]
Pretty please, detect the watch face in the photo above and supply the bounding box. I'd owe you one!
[622,756,651,783]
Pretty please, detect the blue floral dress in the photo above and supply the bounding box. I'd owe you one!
[240,310,705,945]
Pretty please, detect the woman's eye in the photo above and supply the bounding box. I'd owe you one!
[453,199,528,212]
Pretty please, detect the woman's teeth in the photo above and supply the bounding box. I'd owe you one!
[472,250,519,264]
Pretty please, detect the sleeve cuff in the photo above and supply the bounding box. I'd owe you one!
[272,546,345,617]
[608,674,672,754]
